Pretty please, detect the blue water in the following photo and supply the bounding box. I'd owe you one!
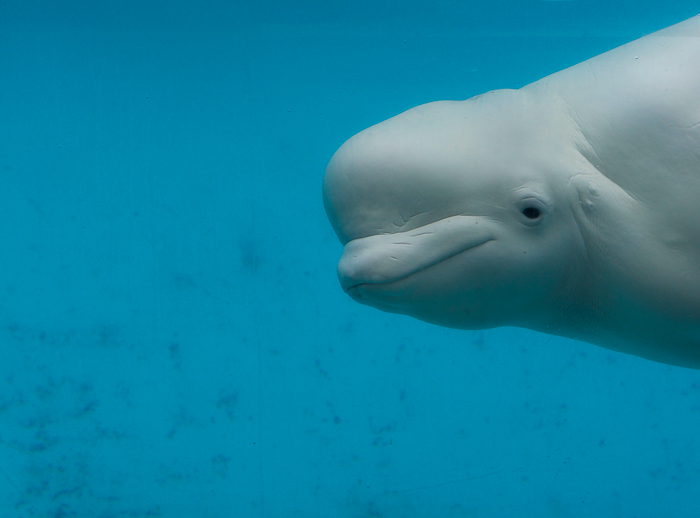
[1,1,699,516]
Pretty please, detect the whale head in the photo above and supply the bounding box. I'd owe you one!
[323,90,589,331]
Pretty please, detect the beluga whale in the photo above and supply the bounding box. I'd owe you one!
[323,15,700,368]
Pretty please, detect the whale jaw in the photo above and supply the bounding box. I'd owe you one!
[337,215,496,293]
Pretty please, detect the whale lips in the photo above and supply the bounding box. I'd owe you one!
[337,215,494,292]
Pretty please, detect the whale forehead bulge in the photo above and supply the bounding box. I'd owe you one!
[322,93,562,244]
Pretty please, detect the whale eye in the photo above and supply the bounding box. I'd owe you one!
[513,185,551,226]
[522,207,541,219]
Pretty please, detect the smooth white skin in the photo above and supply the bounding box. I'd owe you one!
[323,15,700,368]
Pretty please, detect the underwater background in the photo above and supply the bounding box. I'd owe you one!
[1,0,700,516]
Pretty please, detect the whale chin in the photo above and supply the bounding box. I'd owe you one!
[346,278,493,330]
[345,284,407,313]
[343,262,440,312]
[341,252,475,322]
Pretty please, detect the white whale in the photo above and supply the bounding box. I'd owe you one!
[323,15,700,368]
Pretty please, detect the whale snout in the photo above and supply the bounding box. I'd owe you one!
[337,215,495,292]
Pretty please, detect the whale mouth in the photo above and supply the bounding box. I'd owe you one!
[337,215,495,293]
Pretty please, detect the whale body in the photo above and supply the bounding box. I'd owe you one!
[322,15,700,368]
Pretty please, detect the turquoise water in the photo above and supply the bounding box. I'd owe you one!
[1,1,699,516]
